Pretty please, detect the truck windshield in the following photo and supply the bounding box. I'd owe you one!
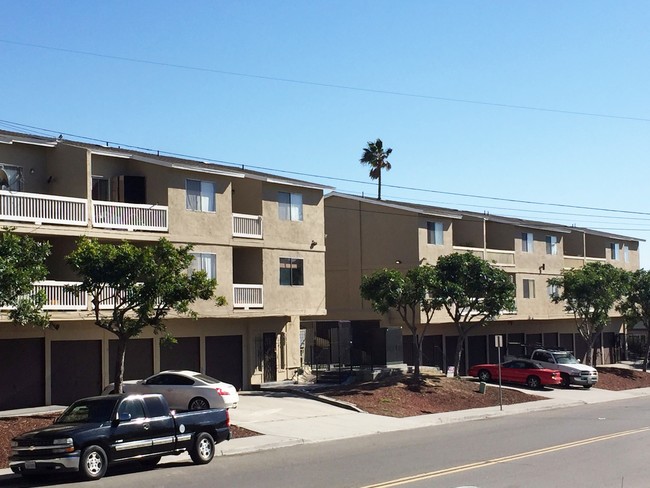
[56,398,118,424]
[553,352,579,364]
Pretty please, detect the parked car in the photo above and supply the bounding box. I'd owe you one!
[530,348,598,388]
[10,393,230,480]
[101,370,239,410]
[468,359,562,389]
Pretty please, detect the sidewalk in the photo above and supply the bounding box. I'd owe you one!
[3,381,650,479]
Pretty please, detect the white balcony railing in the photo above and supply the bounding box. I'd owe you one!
[452,246,485,258]
[232,213,263,239]
[0,190,87,226]
[0,281,86,311]
[233,284,263,309]
[92,201,168,232]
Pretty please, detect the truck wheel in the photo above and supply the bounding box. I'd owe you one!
[80,445,108,480]
[560,373,571,388]
[477,369,491,382]
[526,375,541,389]
[190,432,215,464]
[188,397,210,410]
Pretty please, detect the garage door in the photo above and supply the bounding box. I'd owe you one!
[0,338,44,410]
[160,337,200,372]
[109,338,154,383]
[206,335,243,390]
[51,340,102,405]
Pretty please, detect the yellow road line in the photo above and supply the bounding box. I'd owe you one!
[360,427,650,488]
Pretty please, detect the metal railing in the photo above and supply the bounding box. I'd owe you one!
[232,213,263,239]
[92,201,168,232]
[233,284,263,309]
[0,190,87,226]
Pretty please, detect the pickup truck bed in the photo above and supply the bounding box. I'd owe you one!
[10,393,230,480]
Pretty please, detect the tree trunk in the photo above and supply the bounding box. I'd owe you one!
[454,334,464,377]
[643,329,650,373]
[113,336,128,394]
[412,332,420,380]
[377,170,382,200]
[584,334,597,366]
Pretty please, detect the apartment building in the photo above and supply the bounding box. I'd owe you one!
[0,130,328,410]
[321,192,640,373]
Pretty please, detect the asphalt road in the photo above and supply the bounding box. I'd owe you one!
[4,396,650,488]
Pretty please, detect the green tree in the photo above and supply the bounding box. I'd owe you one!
[617,269,650,371]
[360,138,392,201]
[547,262,627,365]
[66,237,222,393]
[0,228,51,328]
[429,252,516,377]
[359,265,438,380]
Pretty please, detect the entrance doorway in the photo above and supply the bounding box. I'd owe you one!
[263,333,277,382]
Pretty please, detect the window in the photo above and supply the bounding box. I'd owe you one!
[623,244,630,263]
[427,221,444,245]
[186,179,216,212]
[545,235,558,255]
[190,253,216,280]
[118,399,146,420]
[522,232,533,253]
[523,279,535,299]
[92,177,110,201]
[547,283,559,298]
[0,164,23,191]
[280,258,304,286]
[278,192,303,221]
[610,243,619,260]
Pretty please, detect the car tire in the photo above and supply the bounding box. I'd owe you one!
[526,375,541,389]
[190,432,215,465]
[79,445,108,481]
[583,384,593,389]
[188,397,210,410]
[477,369,491,382]
[560,373,571,388]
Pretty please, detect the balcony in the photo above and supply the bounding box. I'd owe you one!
[92,201,168,232]
[563,256,585,268]
[453,246,515,266]
[0,281,86,311]
[232,213,263,239]
[233,284,263,309]
[0,190,87,226]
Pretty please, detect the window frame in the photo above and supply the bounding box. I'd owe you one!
[523,278,535,299]
[186,179,216,212]
[189,252,217,280]
[278,191,303,221]
[426,221,444,246]
[522,232,533,253]
[279,257,304,286]
[545,235,558,255]
[610,243,619,260]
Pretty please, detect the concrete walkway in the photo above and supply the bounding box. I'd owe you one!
[3,378,650,479]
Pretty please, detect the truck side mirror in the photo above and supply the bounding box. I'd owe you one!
[116,412,132,423]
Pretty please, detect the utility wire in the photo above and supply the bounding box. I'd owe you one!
[2,118,650,222]
[2,38,650,123]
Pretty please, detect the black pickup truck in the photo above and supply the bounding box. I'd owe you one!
[9,393,230,481]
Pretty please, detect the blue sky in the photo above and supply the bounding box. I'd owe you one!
[1,1,649,266]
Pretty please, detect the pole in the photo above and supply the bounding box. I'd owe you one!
[496,335,503,411]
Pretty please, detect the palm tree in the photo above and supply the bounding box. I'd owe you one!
[360,138,392,200]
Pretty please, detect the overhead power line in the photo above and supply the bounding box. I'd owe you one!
[2,38,650,123]
[1,118,649,223]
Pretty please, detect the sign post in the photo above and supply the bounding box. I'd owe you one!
[495,335,503,411]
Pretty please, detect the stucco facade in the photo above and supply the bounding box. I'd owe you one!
[322,193,641,372]
[0,130,328,410]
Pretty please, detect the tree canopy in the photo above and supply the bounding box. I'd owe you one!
[617,269,650,371]
[547,262,627,365]
[66,237,221,393]
[359,265,437,379]
[429,252,516,376]
[360,138,392,201]
[0,228,51,328]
